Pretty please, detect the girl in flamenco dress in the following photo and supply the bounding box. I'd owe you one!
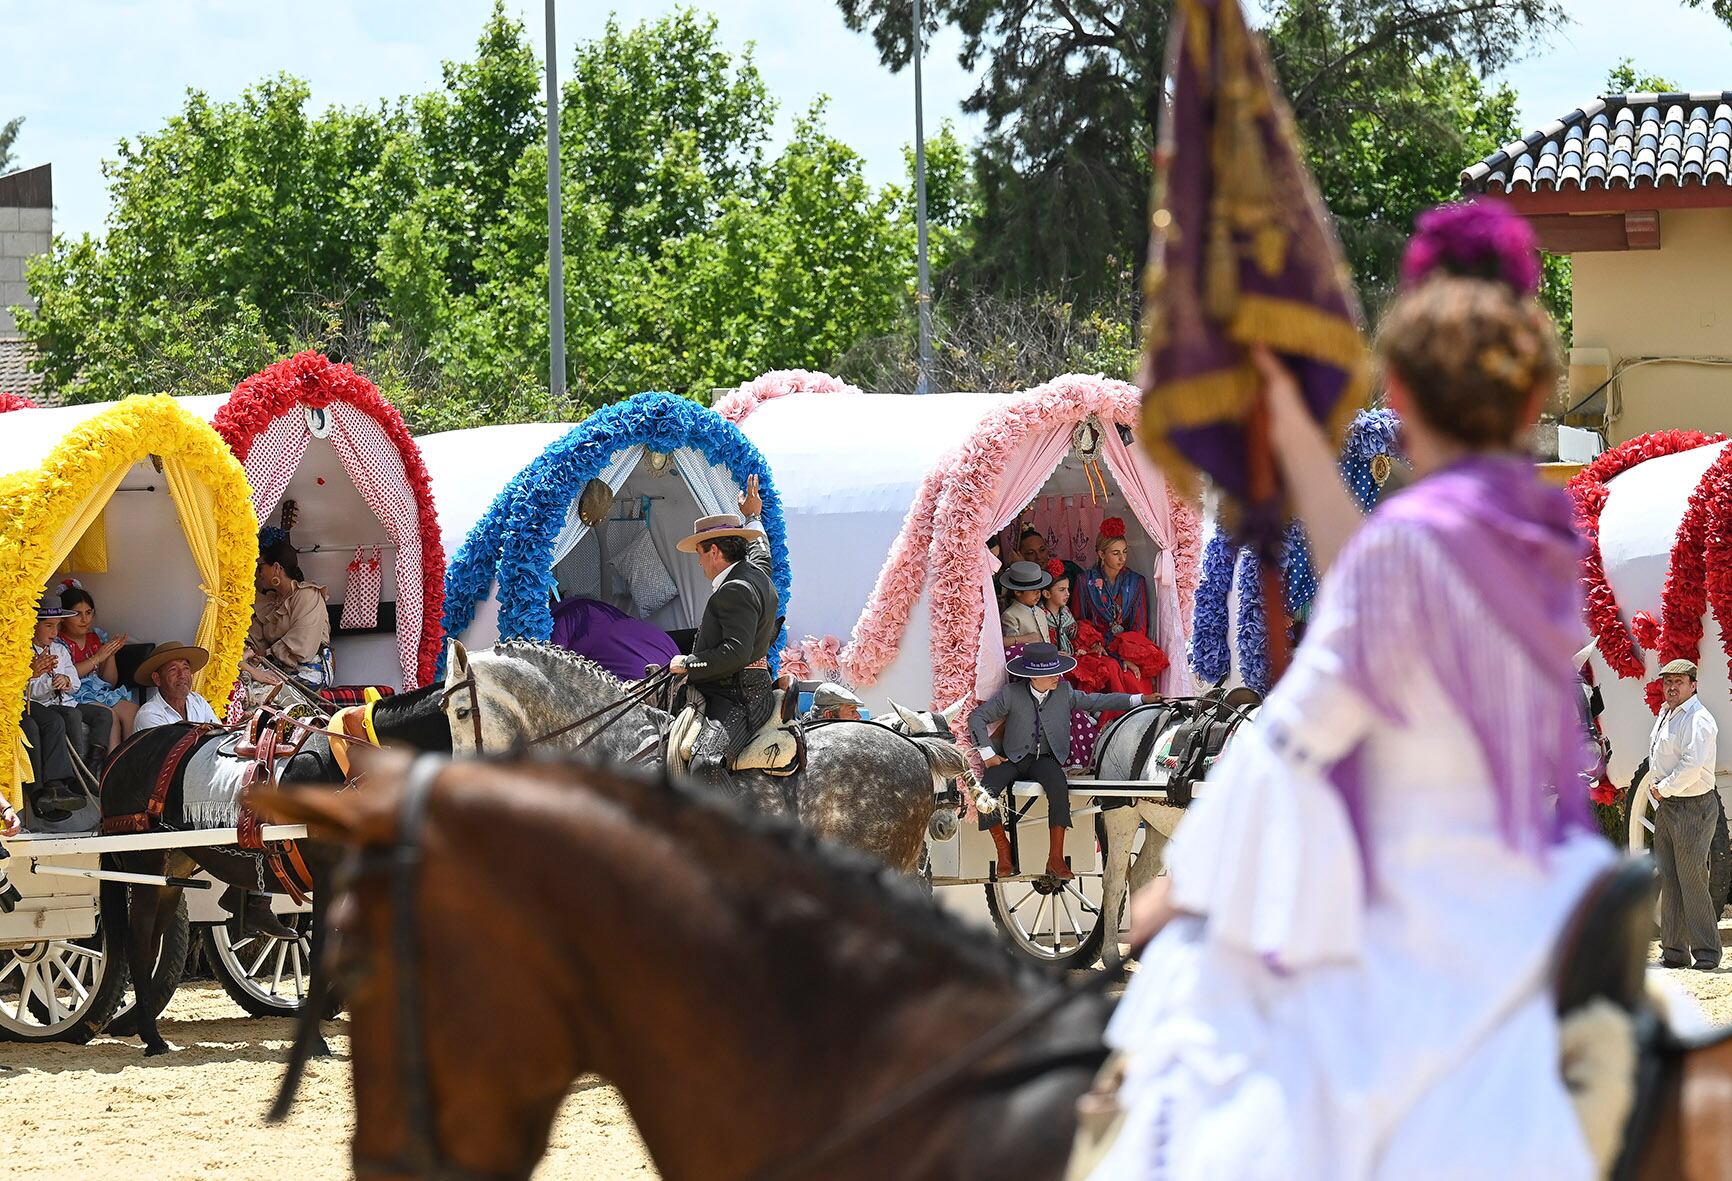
[1085,202,1612,1181]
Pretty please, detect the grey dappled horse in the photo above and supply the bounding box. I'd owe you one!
[443,641,965,874]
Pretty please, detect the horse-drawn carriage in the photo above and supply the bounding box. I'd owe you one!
[729,370,1229,963]
[0,394,317,1041]
[1572,432,1732,906]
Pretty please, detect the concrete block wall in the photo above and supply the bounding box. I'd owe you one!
[0,166,52,335]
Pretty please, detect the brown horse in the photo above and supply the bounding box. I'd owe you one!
[257,752,1111,1181]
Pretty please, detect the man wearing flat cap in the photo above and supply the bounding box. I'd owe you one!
[804,681,866,722]
[670,475,779,779]
[1649,658,1722,970]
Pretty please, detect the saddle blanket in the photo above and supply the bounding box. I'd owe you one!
[180,737,254,830]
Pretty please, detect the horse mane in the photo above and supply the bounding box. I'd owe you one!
[458,752,1052,995]
[370,681,453,752]
[489,639,631,694]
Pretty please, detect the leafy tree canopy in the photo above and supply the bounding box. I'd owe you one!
[0,117,21,174]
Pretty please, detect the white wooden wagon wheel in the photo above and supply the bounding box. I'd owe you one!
[203,908,315,1018]
[985,802,1149,969]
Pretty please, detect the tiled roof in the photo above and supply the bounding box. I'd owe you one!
[0,337,49,404]
[1461,93,1732,194]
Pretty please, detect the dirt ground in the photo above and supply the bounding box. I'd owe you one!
[0,982,658,1180]
[5,965,1732,1179]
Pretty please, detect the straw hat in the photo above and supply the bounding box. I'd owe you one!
[135,642,210,685]
[676,513,766,554]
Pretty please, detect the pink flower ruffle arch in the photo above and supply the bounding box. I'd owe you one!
[712,369,862,424]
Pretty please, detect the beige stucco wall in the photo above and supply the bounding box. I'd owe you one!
[1573,206,1732,444]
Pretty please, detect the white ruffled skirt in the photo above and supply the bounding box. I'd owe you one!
[1088,728,1612,1181]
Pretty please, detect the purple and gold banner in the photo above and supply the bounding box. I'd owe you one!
[1138,0,1369,545]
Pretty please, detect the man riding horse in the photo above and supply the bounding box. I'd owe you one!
[669,475,779,782]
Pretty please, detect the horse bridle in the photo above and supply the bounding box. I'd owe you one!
[274,753,1117,1181]
[438,667,675,757]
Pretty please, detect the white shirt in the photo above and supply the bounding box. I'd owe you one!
[134,690,220,731]
[27,639,79,706]
[1650,694,1718,799]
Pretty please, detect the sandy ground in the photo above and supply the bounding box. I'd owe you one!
[0,982,658,1180]
[6,962,1732,1179]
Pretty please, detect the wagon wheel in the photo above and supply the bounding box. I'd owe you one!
[983,808,1141,968]
[0,882,139,1043]
[202,910,315,1017]
[1627,781,1732,914]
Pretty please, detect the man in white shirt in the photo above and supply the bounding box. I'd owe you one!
[132,643,221,731]
[1649,658,1722,970]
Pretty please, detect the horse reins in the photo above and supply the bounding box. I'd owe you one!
[440,667,675,756]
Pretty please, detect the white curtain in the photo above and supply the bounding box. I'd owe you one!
[670,447,742,517]
[328,403,424,687]
[549,444,646,567]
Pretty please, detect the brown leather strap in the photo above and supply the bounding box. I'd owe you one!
[100,724,213,836]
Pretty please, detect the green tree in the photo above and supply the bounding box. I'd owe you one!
[0,117,21,174]
[1605,59,1679,94]
[835,0,1561,306]
[18,5,935,423]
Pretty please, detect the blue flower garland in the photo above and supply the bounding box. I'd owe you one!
[1233,548,1271,693]
[441,392,792,672]
[1189,529,1237,683]
[1188,408,1403,686]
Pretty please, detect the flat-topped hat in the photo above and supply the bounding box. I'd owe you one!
[998,560,1052,593]
[36,604,74,620]
[1006,641,1077,679]
[1659,658,1699,678]
[676,512,766,554]
[135,641,210,685]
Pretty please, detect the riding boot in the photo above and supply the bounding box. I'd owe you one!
[989,823,1017,878]
[1045,825,1073,880]
[221,885,297,941]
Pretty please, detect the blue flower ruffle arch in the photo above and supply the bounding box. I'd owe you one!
[1188,408,1401,693]
[440,392,792,670]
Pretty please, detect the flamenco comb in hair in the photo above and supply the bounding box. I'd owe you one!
[1400,200,1541,298]
[259,525,291,550]
[1099,517,1127,540]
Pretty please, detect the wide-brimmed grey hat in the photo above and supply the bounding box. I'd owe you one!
[998,560,1052,593]
[676,513,767,554]
[1659,658,1700,679]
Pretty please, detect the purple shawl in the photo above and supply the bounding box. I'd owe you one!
[549,597,681,683]
[1332,456,1595,856]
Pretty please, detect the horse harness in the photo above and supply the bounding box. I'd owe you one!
[273,753,1117,1181]
[100,709,336,903]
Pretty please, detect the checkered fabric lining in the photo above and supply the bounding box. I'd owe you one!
[329,402,423,688]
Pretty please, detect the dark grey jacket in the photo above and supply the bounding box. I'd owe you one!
[684,530,779,686]
[969,679,1140,765]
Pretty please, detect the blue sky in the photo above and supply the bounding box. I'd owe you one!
[5,0,1732,240]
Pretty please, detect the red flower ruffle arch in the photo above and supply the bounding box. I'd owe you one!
[1567,430,1724,683]
[212,351,446,687]
[0,393,37,413]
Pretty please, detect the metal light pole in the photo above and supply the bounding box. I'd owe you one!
[912,0,934,395]
[546,0,567,400]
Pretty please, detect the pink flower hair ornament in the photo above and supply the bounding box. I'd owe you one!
[1399,199,1542,299]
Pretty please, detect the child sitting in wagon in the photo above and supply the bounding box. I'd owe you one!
[968,642,1149,880]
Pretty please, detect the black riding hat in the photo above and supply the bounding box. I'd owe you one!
[1006,642,1077,678]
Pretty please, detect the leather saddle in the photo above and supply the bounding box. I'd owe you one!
[668,690,803,779]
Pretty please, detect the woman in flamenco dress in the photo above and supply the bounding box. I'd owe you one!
[1085,202,1612,1181]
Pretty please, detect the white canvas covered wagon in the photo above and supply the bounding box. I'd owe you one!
[0,394,312,1039]
[434,392,793,661]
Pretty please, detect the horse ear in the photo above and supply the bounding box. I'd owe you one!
[446,640,469,683]
[938,696,967,725]
[245,767,407,847]
[889,700,924,731]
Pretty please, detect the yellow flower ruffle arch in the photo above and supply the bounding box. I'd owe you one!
[0,396,258,808]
